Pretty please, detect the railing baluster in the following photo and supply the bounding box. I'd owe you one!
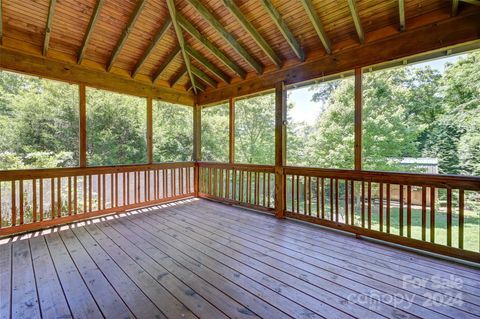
[367,182,371,229]
[407,185,412,238]
[447,188,452,246]
[399,185,404,236]
[430,187,435,243]
[459,189,464,250]
[88,175,92,213]
[102,174,106,209]
[11,181,16,226]
[386,183,390,233]
[303,176,307,214]
[361,181,365,228]
[97,174,101,211]
[297,175,300,214]
[83,176,87,213]
[422,186,427,241]
[335,179,339,222]
[330,178,334,221]
[345,180,349,224]
[40,180,44,220]
[321,177,325,219]
[350,181,355,225]
[57,177,62,217]
[291,175,295,213]
[51,177,56,219]
[308,176,312,216]
[379,182,383,232]
[267,172,271,208]
[19,180,24,225]
[33,179,37,222]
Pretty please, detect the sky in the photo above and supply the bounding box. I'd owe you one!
[288,54,464,125]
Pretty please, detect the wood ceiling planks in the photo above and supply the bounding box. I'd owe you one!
[0,0,478,100]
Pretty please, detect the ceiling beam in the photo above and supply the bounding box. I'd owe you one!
[347,0,364,44]
[299,0,331,54]
[197,12,480,105]
[187,78,206,92]
[152,44,181,83]
[166,0,198,94]
[185,0,263,74]
[78,0,104,64]
[43,0,57,56]
[132,18,172,78]
[178,14,246,79]
[185,45,230,83]
[191,65,217,88]
[107,0,147,72]
[222,0,281,67]
[399,0,405,32]
[169,66,187,87]
[260,0,305,61]
[194,79,206,92]
[0,46,194,105]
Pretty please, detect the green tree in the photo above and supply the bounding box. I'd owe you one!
[235,94,275,164]
[201,104,229,162]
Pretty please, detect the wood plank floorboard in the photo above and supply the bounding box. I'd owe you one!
[0,198,479,319]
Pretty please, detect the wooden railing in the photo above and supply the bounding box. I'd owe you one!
[1,160,479,262]
[197,162,275,212]
[284,166,480,262]
[0,162,195,236]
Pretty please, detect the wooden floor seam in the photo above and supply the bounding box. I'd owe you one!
[0,198,479,319]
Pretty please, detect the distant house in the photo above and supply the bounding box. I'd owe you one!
[399,157,439,174]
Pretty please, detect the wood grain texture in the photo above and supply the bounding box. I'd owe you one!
[2,199,478,319]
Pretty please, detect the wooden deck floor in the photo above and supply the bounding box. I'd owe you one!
[0,199,479,319]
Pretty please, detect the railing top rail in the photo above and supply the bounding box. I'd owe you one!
[197,162,275,172]
[0,162,195,181]
[284,166,480,191]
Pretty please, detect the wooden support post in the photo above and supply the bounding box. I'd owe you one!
[275,82,286,219]
[193,100,201,196]
[146,96,153,164]
[229,97,235,164]
[354,68,362,170]
[79,84,87,167]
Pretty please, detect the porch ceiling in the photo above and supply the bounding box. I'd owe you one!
[0,0,479,104]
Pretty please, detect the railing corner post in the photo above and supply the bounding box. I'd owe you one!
[274,81,286,219]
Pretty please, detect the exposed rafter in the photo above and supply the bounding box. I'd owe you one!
[399,0,405,31]
[222,0,281,68]
[185,45,230,83]
[347,0,364,44]
[107,0,147,72]
[185,0,263,74]
[300,0,331,54]
[169,66,187,87]
[166,0,197,94]
[78,0,104,64]
[178,14,246,79]
[152,44,181,83]
[191,65,216,88]
[452,0,460,16]
[186,78,206,92]
[260,0,305,61]
[194,79,206,92]
[132,18,172,78]
[43,0,57,56]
